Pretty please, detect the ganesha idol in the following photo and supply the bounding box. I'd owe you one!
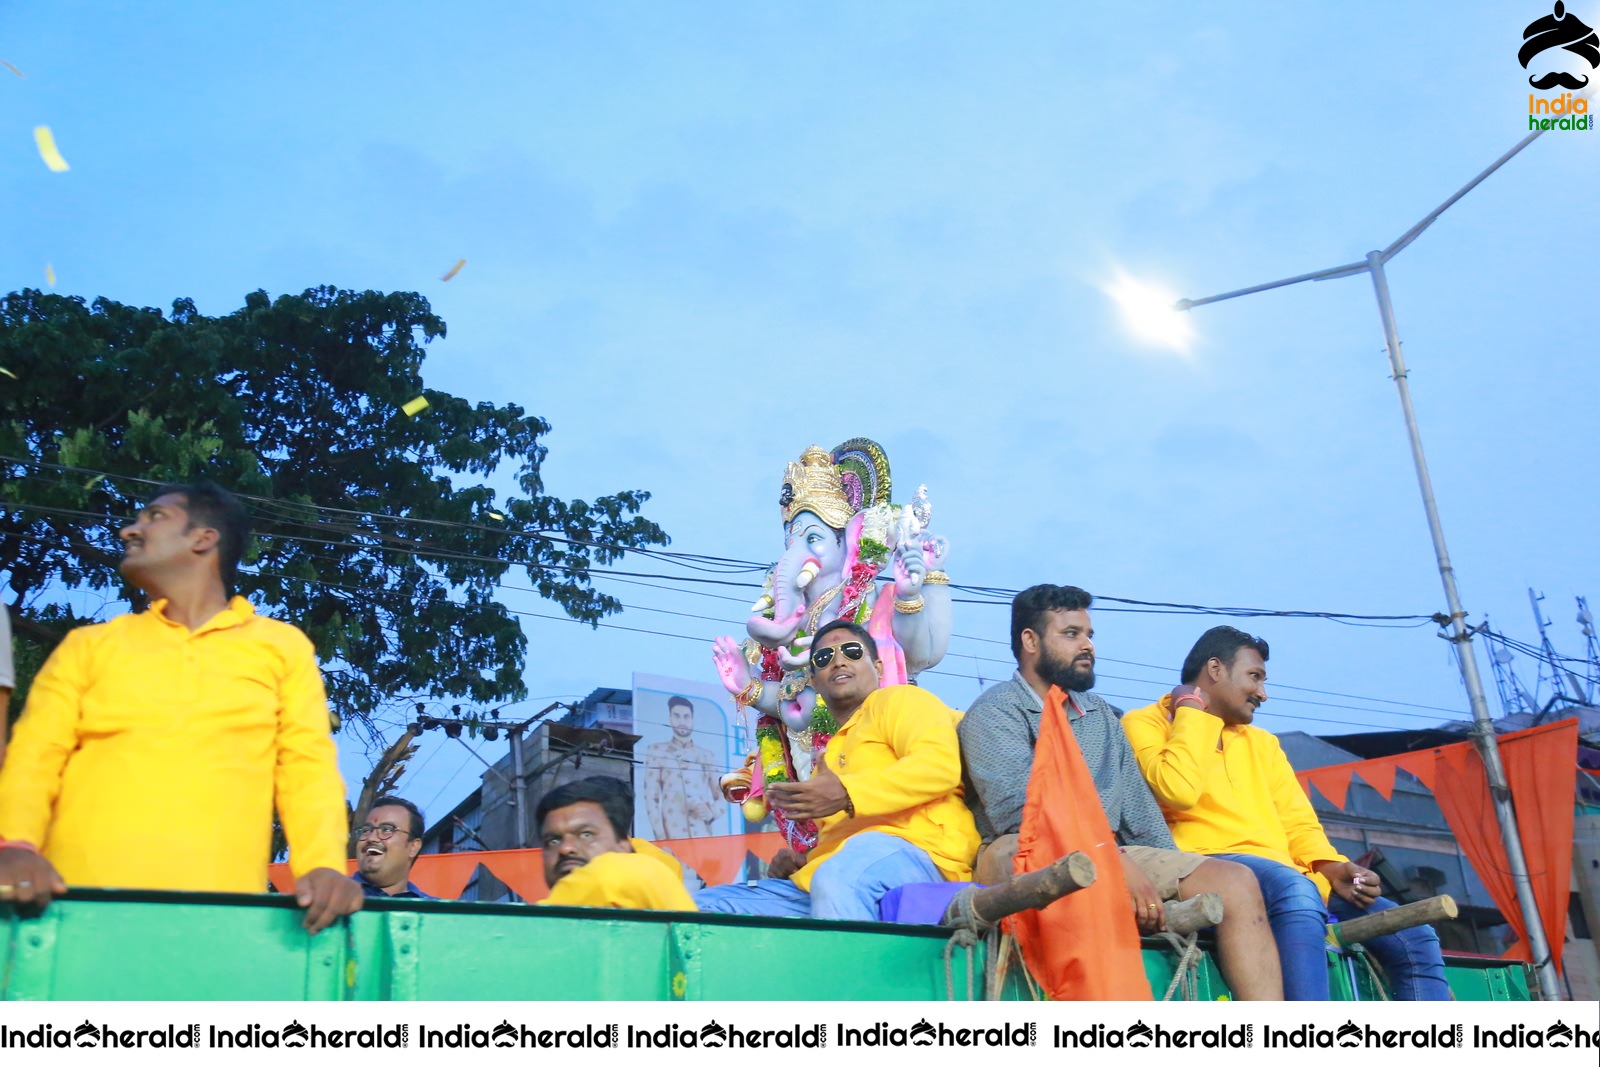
[711,439,952,852]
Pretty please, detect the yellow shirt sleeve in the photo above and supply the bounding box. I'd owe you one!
[1262,730,1346,872]
[0,628,91,846]
[270,629,351,878]
[543,850,697,911]
[1124,700,1224,811]
[835,689,963,819]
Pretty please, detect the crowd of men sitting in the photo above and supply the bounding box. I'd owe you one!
[0,482,1448,1000]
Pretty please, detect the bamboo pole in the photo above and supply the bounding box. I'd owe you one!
[946,851,1096,927]
[1330,895,1458,947]
[1163,892,1224,935]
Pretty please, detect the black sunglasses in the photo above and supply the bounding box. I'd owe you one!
[811,642,866,670]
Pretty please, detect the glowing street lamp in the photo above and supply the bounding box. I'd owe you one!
[1150,126,1563,999]
[1102,270,1195,355]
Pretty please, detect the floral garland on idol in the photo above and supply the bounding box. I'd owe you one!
[744,503,895,852]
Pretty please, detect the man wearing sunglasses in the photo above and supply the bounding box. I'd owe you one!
[351,796,433,899]
[695,619,978,921]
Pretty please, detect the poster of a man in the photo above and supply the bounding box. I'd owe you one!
[640,693,725,839]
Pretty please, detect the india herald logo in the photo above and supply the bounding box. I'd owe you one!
[1521,2,1599,90]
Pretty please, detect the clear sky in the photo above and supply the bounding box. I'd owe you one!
[5,2,1597,819]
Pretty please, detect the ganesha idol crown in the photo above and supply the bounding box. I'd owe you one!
[779,445,855,530]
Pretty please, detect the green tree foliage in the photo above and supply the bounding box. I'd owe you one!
[0,286,667,743]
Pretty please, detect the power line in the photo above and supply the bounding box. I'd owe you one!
[3,458,767,575]
[2,457,1445,624]
[946,634,1468,716]
[0,522,1472,729]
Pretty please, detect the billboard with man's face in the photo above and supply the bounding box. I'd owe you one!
[631,673,746,839]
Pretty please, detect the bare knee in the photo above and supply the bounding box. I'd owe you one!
[975,834,1018,885]
[1182,858,1267,914]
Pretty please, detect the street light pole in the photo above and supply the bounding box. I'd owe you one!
[1366,249,1558,998]
[1174,127,1563,999]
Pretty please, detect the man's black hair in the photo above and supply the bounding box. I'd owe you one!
[1010,584,1093,660]
[154,480,250,594]
[813,617,879,662]
[368,795,425,840]
[667,695,694,714]
[1180,626,1270,685]
[536,776,634,840]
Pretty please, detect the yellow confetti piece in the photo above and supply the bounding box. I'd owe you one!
[3,61,23,78]
[401,396,429,416]
[440,258,466,282]
[487,511,505,521]
[85,474,105,489]
[0,367,16,380]
[33,126,70,172]
[45,264,55,286]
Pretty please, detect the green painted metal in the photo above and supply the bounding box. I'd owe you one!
[1438,953,1536,1001]
[0,889,1535,1002]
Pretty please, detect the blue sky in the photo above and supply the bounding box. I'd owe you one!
[5,2,1597,819]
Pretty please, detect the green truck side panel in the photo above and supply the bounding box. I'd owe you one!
[1,892,1535,1002]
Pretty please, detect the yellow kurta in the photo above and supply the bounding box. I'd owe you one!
[542,838,696,910]
[1122,695,1346,899]
[0,597,349,892]
[791,685,979,891]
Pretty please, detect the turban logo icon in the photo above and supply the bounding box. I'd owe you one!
[1520,2,1599,90]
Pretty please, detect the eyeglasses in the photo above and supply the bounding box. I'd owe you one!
[810,642,866,670]
[352,823,410,841]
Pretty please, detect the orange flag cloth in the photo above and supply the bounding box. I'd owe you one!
[1003,686,1150,1000]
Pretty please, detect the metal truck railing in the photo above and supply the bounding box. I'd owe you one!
[0,889,1534,1001]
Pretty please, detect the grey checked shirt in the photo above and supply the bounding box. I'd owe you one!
[959,672,1174,849]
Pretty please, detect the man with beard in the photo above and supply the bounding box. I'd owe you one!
[641,695,722,838]
[694,619,979,920]
[537,776,696,910]
[960,585,1282,999]
[0,482,359,932]
[1124,626,1448,1000]
[351,796,433,898]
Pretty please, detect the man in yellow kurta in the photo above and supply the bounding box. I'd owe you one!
[1123,625,1447,1000]
[0,482,360,933]
[538,776,696,910]
[695,619,979,921]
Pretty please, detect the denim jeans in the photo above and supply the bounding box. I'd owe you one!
[1217,853,1449,1000]
[693,831,943,922]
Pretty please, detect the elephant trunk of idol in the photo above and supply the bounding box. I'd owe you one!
[746,545,822,646]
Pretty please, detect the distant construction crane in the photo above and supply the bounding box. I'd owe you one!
[1481,590,1600,720]
[1579,596,1598,704]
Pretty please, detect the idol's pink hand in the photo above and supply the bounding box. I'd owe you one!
[712,635,752,696]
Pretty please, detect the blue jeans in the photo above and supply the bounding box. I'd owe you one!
[693,831,942,922]
[1217,853,1449,1001]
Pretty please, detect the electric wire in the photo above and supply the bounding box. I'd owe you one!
[2,458,1445,624]
[0,523,1486,731]
[8,463,1577,731]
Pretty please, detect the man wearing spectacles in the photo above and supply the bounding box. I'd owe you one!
[695,619,979,921]
[351,796,433,899]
